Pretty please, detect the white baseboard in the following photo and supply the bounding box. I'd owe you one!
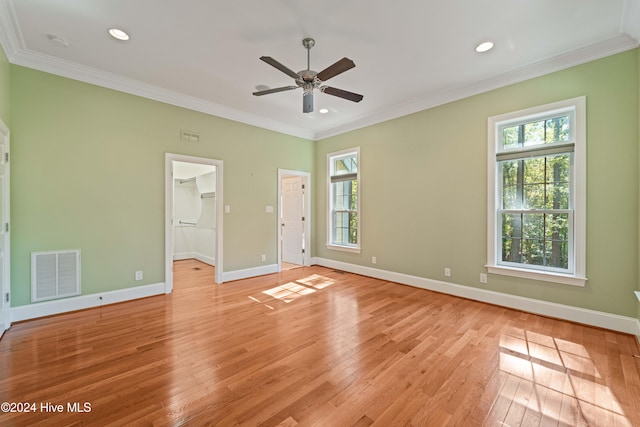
[10,260,640,342]
[314,257,640,336]
[174,253,215,266]
[11,283,166,323]
[173,252,194,261]
[222,264,279,282]
[194,254,215,266]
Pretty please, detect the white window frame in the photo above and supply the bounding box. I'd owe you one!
[487,97,587,286]
[327,147,361,253]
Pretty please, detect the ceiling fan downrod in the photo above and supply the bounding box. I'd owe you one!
[302,37,315,71]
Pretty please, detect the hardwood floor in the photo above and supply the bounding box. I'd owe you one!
[1,260,639,426]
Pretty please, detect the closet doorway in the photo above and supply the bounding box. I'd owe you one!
[278,169,311,270]
[165,154,223,292]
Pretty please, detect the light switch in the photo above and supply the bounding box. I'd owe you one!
[224,205,231,214]
[265,205,274,213]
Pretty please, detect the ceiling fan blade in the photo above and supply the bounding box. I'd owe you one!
[316,57,355,82]
[259,56,300,79]
[252,86,298,96]
[321,86,363,103]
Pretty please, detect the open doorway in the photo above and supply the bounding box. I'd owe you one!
[278,169,311,271]
[165,154,223,292]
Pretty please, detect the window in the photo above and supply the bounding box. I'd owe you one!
[487,97,586,286]
[327,148,360,252]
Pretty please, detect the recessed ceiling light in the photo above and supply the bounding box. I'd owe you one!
[319,108,329,114]
[108,28,130,41]
[475,41,494,53]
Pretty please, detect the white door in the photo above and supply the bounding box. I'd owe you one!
[281,176,304,265]
[0,119,10,335]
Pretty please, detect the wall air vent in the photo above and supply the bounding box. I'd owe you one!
[180,130,200,143]
[31,250,81,302]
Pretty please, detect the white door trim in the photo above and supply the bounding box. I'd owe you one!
[165,153,224,291]
[0,118,9,334]
[277,169,311,270]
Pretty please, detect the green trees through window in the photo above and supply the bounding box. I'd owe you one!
[497,114,574,272]
[500,154,570,268]
[332,180,358,245]
[328,149,360,250]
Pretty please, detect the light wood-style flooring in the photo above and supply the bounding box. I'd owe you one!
[0,259,639,426]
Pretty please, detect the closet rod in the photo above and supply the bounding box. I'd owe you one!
[178,220,197,226]
[201,192,216,199]
[178,177,196,184]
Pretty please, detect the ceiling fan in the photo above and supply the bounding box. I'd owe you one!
[252,38,363,113]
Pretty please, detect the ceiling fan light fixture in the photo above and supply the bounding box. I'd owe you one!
[475,41,494,53]
[108,28,130,41]
[319,108,329,114]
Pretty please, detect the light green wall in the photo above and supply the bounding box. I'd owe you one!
[7,48,640,318]
[0,43,9,126]
[11,65,313,307]
[316,49,639,318]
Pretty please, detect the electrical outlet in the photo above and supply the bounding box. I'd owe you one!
[480,273,488,284]
[444,267,451,277]
[372,256,377,264]
[261,254,266,262]
[135,271,143,281]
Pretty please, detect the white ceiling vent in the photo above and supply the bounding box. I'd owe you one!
[31,250,81,302]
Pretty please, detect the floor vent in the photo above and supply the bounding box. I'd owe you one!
[31,249,81,302]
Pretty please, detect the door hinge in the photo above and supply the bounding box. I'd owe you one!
[302,249,305,254]
[4,152,8,162]
[4,223,7,233]
[4,293,8,303]
[301,216,305,221]
[302,184,305,189]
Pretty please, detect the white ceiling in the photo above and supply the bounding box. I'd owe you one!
[0,0,639,140]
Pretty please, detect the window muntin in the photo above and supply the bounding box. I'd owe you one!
[499,152,572,272]
[328,149,360,251]
[501,115,571,150]
[488,97,586,285]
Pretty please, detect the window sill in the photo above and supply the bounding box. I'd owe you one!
[486,265,587,287]
[326,244,361,254]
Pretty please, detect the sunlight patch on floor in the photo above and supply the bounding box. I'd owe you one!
[248,274,336,307]
[296,274,336,289]
[263,282,316,303]
[491,329,630,426]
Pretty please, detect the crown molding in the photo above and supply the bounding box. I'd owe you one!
[0,0,315,141]
[1,0,638,142]
[0,0,22,62]
[8,47,316,140]
[315,34,639,140]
